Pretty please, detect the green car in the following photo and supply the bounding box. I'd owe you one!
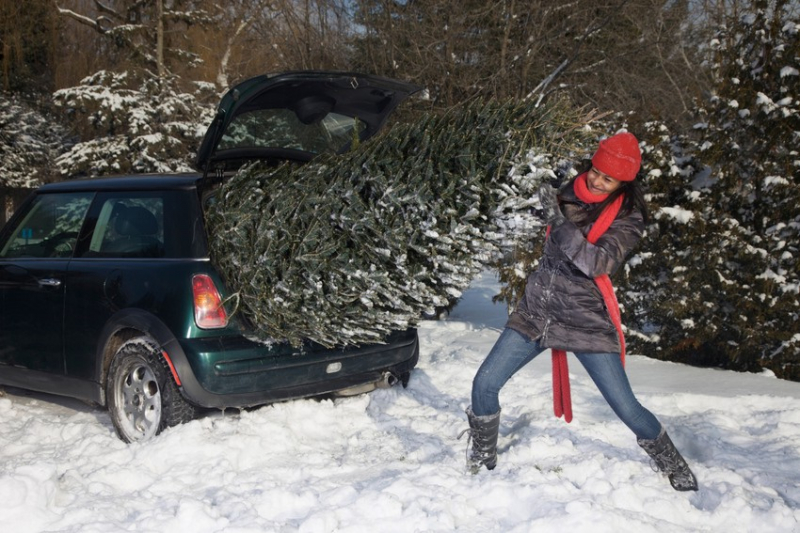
[0,72,421,442]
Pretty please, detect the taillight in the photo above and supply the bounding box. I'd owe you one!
[192,274,228,329]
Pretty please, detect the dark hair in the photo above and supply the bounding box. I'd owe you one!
[570,161,650,226]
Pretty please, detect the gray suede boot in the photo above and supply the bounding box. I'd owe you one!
[638,428,698,491]
[460,407,501,474]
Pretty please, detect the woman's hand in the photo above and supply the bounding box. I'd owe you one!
[538,184,565,227]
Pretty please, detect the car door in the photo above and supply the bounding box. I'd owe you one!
[0,192,93,373]
[63,191,169,380]
[62,188,208,382]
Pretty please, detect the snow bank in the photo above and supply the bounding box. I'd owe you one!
[1,271,799,532]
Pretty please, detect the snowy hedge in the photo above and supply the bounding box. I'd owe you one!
[0,94,65,188]
[52,71,215,178]
[616,2,800,381]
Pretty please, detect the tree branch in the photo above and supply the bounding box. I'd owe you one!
[54,2,111,33]
[525,0,632,104]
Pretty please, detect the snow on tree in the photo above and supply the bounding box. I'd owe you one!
[0,94,65,188]
[53,71,215,177]
[205,98,592,347]
[490,156,578,312]
[618,0,800,381]
[51,1,219,179]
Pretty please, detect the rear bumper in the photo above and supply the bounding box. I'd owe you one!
[165,329,419,409]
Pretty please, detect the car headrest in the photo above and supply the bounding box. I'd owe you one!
[115,206,158,237]
[293,95,334,125]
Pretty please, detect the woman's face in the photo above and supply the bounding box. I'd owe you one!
[587,167,623,195]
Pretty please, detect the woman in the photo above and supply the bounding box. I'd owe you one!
[465,132,698,492]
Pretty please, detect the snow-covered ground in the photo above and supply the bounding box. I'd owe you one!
[1,271,799,532]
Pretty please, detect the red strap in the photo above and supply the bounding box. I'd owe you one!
[552,348,572,422]
[595,274,626,366]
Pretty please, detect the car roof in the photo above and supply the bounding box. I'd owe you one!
[35,173,205,193]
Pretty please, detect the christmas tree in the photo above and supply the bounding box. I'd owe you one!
[205,98,591,347]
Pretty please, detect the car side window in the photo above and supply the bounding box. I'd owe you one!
[87,196,165,258]
[0,192,93,259]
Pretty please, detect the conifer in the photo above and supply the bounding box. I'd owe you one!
[205,98,590,347]
[619,0,800,380]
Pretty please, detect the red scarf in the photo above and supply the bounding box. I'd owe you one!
[549,173,626,423]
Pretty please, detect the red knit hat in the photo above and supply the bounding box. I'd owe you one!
[591,132,641,182]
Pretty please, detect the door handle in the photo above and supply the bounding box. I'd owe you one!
[37,278,62,288]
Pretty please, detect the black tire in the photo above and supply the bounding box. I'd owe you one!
[106,337,197,443]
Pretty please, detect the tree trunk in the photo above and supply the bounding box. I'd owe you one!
[156,0,164,78]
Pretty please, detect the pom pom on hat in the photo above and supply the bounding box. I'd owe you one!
[591,132,641,182]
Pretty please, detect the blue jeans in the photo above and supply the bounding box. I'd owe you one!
[471,328,662,440]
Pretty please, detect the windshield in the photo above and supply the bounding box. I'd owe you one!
[217,109,365,156]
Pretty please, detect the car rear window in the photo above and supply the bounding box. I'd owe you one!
[217,108,365,156]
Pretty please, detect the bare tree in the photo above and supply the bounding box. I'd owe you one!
[0,0,730,131]
[185,0,353,90]
[0,0,60,91]
[54,0,212,80]
[350,0,712,127]
[247,0,352,73]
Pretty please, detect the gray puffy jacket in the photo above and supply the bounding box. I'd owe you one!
[506,184,644,354]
